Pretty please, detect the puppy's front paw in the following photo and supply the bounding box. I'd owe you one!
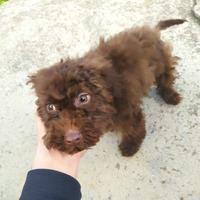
[165,90,181,105]
[160,88,182,105]
[119,141,139,157]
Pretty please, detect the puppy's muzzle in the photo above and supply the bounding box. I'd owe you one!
[65,130,82,143]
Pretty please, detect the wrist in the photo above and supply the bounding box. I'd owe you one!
[32,144,80,178]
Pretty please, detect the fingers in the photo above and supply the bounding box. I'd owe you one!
[34,112,87,159]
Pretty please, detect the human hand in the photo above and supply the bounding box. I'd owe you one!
[32,114,86,178]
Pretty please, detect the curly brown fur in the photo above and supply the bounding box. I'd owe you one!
[28,19,185,156]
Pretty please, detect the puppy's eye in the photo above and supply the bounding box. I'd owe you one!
[75,93,91,107]
[79,93,90,103]
[46,104,57,113]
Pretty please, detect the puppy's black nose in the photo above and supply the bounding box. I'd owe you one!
[65,130,81,143]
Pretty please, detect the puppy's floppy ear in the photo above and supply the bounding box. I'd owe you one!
[26,70,45,91]
[26,72,41,107]
[26,73,37,88]
[27,59,67,90]
[26,68,49,94]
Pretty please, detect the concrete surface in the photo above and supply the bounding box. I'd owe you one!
[0,0,200,199]
[192,0,200,19]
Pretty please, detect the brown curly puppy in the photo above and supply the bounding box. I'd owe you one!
[29,19,185,156]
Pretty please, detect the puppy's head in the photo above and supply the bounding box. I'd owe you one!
[28,59,116,154]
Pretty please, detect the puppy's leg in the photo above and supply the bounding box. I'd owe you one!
[156,56,181,105]
[119,109,146,157]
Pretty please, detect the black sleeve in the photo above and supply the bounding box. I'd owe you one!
[19,169,81,200]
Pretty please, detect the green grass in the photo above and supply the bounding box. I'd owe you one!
[0,0,8,5]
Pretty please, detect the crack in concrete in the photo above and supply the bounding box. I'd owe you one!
[191,0,200,23]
